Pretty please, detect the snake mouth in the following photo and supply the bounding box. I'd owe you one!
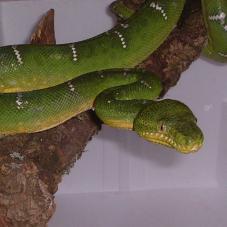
[141,132,203,154]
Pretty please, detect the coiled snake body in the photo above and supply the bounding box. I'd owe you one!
[0,0,225,153]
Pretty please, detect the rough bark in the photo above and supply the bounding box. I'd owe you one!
[0,1,208,226]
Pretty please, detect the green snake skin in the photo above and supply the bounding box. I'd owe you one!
[0,0,185,93]
[0,70,203,153]
[0,0,205,153]
[202,0,227,62]
[110,0,135,20]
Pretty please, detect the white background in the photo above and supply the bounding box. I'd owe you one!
[0,0,227,226]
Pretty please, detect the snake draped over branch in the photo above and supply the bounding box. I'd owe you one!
[0,0,225,153]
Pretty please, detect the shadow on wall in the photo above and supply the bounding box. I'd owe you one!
[99,125,182,168]
[217,102,227,188]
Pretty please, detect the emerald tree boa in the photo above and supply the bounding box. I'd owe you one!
[4,0,226,153]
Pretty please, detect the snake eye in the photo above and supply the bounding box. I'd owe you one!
[160,123,166,132]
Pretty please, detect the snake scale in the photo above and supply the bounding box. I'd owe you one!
[202,0,227,62]
[0,0,225,153]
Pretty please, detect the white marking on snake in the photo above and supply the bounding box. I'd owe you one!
[209,12,226,24]
[120,23,129,29]
[114,31,127,48]
[12,45,23,65]
[209,12,227,32]
[67,81,75,92]
[150,2,168,20]
[218,52,227,58]
[16,93,28,110]
[141,80,152,88]
[69,44,78,61]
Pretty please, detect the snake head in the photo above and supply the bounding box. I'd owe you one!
[155,119,204,153]
[134,99,204,154]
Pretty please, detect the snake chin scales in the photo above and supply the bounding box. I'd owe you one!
[141,132,203,154]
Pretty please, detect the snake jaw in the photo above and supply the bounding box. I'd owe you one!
[136,119,204,154]
[140,131,203,154]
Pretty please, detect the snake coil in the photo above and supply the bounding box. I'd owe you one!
[3,0,226,153]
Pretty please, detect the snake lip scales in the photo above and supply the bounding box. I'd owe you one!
[141,132,203,154]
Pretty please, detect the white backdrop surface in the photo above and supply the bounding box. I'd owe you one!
[0,0,227,226]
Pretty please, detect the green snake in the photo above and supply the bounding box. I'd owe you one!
[202,0,227,62]
[1,0,225,153]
